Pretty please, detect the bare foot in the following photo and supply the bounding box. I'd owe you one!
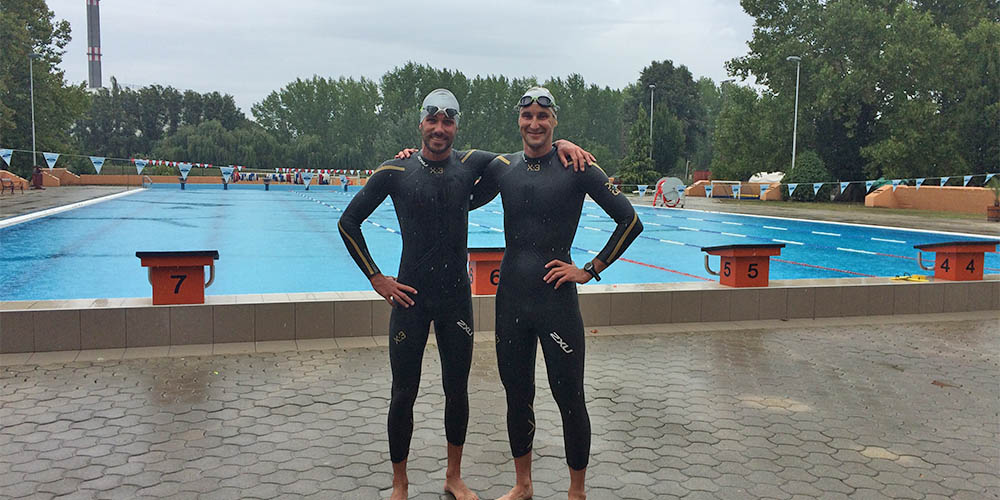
[496,484,533,500]
[389,483,407,500]
[444,475,479,500]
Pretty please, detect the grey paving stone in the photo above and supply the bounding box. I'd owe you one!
[0,317,996,499]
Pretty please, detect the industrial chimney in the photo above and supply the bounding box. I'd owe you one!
[86,0,102,89]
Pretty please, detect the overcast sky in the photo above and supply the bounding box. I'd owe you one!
[49,0,756,115]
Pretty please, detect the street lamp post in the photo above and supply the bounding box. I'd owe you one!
[29,53,42,167]
[648,84,655,160]
[786,56,802,172]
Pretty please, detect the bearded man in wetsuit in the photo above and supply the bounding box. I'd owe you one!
[338,88,593,500]
[469,87,643,500]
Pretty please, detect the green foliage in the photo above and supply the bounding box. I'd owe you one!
[0,0,87,177]
[710,85,786,181]
[729,0,998,185]
[782,150,833,201]
[615,106,660,185]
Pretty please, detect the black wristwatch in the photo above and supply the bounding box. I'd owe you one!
[583,261,601,281]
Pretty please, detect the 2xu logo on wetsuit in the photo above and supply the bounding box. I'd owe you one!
[549,332,573,354]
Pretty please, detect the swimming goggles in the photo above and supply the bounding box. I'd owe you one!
[517,95,556,108]
[424,105,460,119]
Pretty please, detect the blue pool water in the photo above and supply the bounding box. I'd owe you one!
[1,184,996,301]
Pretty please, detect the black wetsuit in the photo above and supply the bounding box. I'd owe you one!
[339,149,497,463]
[470,147,642,471]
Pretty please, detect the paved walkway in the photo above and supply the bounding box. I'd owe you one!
[0,186,134,220]
[1,313,997,499]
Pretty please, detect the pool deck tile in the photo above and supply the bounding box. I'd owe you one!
[167,343,213,357]
[254,340,298,353]
[212,342,256,355]
[335,336,379,349]
[295,338,338,351]
[26,350,78,364]
[122,346,169,359]
[74,348,125,362]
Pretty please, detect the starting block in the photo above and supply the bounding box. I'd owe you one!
[702,243,785,287]
[136,250,219,305]
[914,240,998,281]
[469,247,504,295]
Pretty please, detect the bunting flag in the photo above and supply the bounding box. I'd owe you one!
[865,180,875,192]
[891,179,901,191]
[89,156,105,174]
[840,181,850,192]
[219,166,234,183]
[963,175,973,186]
[916,178,926,190]
[941,176,950,186]
[787,183,798,195]
[732,184,741,198]
[0,148,12,167]
[637,184,648,197]
[43,152,60,170]
[812,182,823,195]
[178,162,193,180]
[759,183,770,197]
[704,184,713,197]
[134,159,148,175]
[301,171,314,187]
[987,173,997,184]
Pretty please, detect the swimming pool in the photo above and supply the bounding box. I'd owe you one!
[1,184,996,301]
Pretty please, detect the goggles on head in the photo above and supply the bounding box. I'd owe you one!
[517,95,556,109]
[423,105,460,119]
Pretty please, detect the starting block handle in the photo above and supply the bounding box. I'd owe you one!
[916,251,934,271]
[146,263,216,288]
[704,255,719,276]
[205,263,216,288]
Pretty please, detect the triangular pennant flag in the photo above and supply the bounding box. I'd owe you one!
[788,183,798,195]
[759,183,770,197]
[0,148,12,167]
[812,182,823,195]
[840,181,849,192]
[941,176,950,186]
[219,166,234,183]
[637,184,648,197]
[891,179,901,191]
[704,184,714,197]
[89,156,105,174]
[732,184,741,198]
[236,165,243,171]
[134,159,147,175]
[963,175,973,186]
[986,173,997,184]
[865,180,875,192]
[301,171,314,187]
[916,178,926,190]
[43,152,59,170]
[178,162,193,180]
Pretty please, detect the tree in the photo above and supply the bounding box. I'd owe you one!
[0,0,87,176]
[710,85,786,181]
[614,106,659,185]
[623,60,706,172]
[728,0,998,183]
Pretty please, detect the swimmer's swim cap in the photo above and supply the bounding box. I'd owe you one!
[419,89,461,124]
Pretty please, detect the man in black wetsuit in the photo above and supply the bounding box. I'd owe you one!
[338,88,593,500]
[470,87,643,500]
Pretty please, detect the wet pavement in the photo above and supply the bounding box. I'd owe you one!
[1,313,997,499]
[0,186,133,220]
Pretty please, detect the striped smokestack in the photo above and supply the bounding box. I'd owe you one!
[86,0,102,88]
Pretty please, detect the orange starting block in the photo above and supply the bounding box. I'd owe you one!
[914,240,998,281]
[469,247,504,295]
[702,243,785,287]
[136,250,219,305]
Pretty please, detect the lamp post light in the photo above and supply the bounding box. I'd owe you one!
[29,52,42,167]
[786,55,802,172]
[648,84,655,160]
